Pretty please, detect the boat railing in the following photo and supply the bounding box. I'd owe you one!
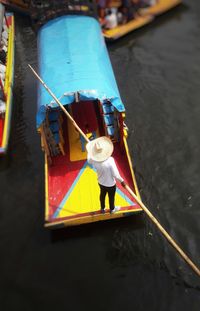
[29,0,98,30]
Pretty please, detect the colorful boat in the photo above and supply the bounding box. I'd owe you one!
[0,4,14,154]
[36,15,142,229]
[103,0,182,41]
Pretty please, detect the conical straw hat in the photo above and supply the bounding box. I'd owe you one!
[86,136,113,162]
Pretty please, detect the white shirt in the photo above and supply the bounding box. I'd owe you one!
[105,13,118,29]
[88,156,124,187]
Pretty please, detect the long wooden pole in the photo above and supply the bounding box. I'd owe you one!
[125,185,200,277]
[29,64,200,278]
[28,64,90,143]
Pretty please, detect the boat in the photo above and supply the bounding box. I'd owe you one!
[0,3,14,154]
[35,14,143,229]
[102,0,182,41]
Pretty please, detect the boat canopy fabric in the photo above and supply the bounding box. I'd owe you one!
[37,15,125,127]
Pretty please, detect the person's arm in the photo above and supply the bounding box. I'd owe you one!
[110,158,126,187]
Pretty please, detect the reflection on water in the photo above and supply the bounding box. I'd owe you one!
[0,1,200,310]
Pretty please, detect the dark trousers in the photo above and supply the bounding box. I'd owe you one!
[99,184,116,211]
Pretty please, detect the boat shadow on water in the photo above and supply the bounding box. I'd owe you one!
[50,213,145,242]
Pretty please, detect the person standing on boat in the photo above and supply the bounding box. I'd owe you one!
[104,9,118,29]
[87,136,126,214]
[97,0,107,20]
[121,0,134,22]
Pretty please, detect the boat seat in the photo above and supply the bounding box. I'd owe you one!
[53,132,60,144]
[48,110,63,128]
[106,125,115,137]
[53,132,65,155]
[47,109,65,154]
[102,103,114,114]
[49,122,60,133]
[103,114,114,126]
[48,110,59,122]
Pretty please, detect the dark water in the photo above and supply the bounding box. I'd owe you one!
[0,1,200,310]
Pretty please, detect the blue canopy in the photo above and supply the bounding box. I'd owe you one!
[37,15,125,127]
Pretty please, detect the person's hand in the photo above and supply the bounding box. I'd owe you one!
[121,181,126,187]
